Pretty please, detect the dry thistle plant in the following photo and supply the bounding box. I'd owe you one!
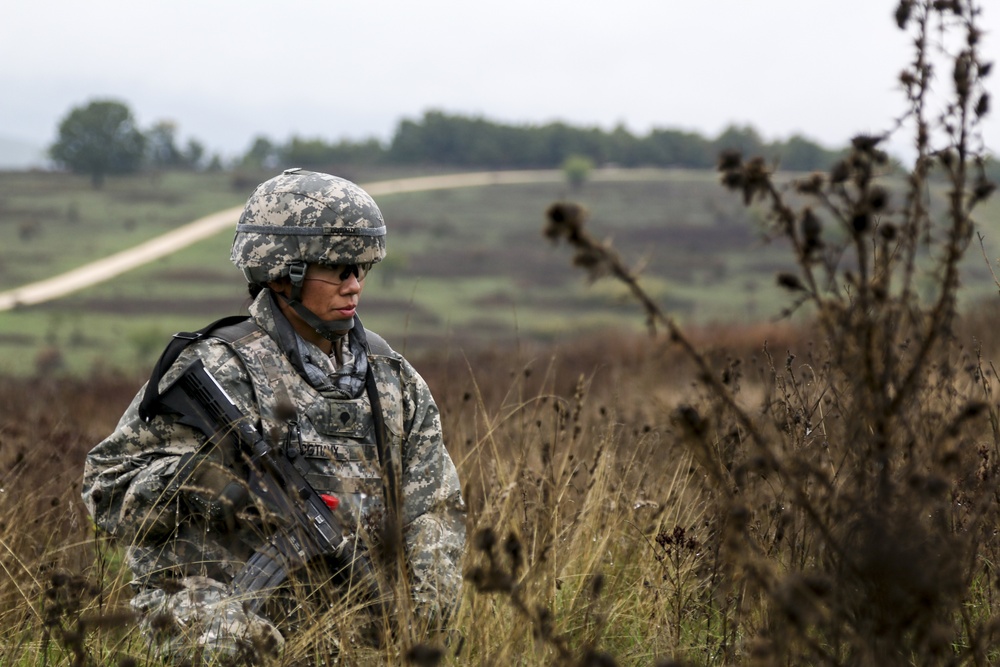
[544,1,997,665]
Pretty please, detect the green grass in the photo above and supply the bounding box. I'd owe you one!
[0,167,998,376]
[0,171,248,286]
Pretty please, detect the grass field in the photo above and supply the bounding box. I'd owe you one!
[1,154,998,667]
[3,167,997,376]
[5,300,1000,665]
[1,4,995,664]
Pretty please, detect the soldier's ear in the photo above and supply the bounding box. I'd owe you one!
[267,277,291,296]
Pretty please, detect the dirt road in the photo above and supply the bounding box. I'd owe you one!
[0,168,660,312]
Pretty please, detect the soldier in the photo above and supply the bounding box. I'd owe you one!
[82,169,466,663]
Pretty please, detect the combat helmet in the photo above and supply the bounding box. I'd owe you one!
[231,169,386,338]
[231,168,386,285]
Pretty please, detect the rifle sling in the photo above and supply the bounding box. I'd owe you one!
[365,365,399,521]
[139,315,251,423]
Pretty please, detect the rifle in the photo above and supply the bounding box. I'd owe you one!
[156,358,382,615]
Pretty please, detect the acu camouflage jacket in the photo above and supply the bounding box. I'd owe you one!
[81,290,466,622]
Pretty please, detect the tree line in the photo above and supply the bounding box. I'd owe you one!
[47,99,869,187]
[245,110,845,172]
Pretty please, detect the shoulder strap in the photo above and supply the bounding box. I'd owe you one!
[353,319,400,530]
[364,329,394,357]
[365,365,399,515]
[354,315,394,357]
[138,315,252,423]
[211,318,260,345]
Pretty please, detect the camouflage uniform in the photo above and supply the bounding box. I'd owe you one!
[81,171,466,663]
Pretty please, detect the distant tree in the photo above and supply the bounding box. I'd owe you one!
[642,128,714,168]
[535,122,604,167]
[281,137,328,167]
[389,110,483,165]
[390,110,532,166]
[146,121,184,169]
[183,138,206,170]
[279,111,846,171]
[606,123,641,165]
[241,135,279,169]
[50,99,146,187]
[562,154,595,190]
[327,137,385,165]
[775,134,841,171]
[281,136,385,167]
[206,154,225,172]
[146,121,206,171]
[712,124,765,157]
[385,111,844,170]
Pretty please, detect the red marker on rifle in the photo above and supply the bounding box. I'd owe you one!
[320,494,339,511]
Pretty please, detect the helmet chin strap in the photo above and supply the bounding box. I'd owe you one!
[273,290,355,340]
[274,261,355,341]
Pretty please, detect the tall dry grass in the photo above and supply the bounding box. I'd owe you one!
[0,1,996,665]
[537,1,1000,664]
[0,322,809,666]
[5,310,999,665]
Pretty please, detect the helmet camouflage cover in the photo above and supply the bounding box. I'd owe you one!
[231,169,386,284]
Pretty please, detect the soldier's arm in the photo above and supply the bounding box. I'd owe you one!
[398,359,467,625]
[82,341,254,544]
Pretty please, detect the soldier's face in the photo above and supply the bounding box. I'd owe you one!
[298,263,365,322]
[269,263,365,329]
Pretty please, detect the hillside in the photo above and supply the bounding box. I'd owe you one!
[0,167,997,376]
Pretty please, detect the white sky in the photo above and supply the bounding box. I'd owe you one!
[2,0,997,161]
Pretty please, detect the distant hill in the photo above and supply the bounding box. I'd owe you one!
[0,135,46,170]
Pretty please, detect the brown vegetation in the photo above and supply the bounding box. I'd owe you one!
[531,1,999,664]
[0,321,814,665]
[3,302,999,665]
[0,1,995,665]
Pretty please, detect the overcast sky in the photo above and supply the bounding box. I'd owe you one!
[2,0,997,162]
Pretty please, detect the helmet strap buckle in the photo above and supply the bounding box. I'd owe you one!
[288,261,307,285]
[288,261,307,302]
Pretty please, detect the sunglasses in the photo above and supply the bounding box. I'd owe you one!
[303,263,373,286]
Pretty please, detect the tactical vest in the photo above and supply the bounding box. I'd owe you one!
[137,314,403,542]
[210,320,404,535]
